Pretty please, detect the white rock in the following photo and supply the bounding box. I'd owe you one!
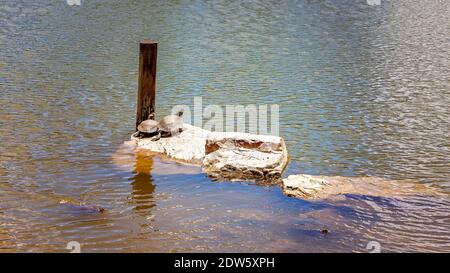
[130,126,289,181]
[202,132,289,181]
[282,174,443,200]
[282,174,338,199]
[130,124,209,165]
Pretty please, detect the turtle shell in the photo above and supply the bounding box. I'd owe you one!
[137,119,159,133]
[158,114,183,132]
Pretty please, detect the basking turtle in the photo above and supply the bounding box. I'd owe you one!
[133,113,159,139]
[152,110,184,141]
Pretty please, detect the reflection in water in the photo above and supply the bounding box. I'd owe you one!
[0,0,449,252]
[129,153,155,215]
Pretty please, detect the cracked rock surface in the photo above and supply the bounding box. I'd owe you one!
[202,132,289,182]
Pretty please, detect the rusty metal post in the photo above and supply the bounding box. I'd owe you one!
[136,40,157,129]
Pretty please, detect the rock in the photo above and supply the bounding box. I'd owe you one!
[282,175,333,199]
[129,125,289,181]
[320,229,329,235]
[59,200,105,213]
[202,132,289,181]
[131,124,209,165]
[282,174,444,200]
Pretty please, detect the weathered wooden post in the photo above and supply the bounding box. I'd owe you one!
[136,40,158,129]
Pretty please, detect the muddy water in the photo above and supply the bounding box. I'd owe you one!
[1,0,449,252]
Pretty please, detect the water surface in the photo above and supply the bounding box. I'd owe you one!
[0,0,449,252]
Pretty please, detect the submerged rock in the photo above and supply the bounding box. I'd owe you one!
[320,229,329,235]
[202,132,289,181]
[282,174,443,200]
[59,200,106,213]
[112,143,203,175]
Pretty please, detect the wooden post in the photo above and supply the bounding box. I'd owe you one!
[136,40,158,129]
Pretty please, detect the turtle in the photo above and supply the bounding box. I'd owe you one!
[133,113,160,139]
[151,110,184,141]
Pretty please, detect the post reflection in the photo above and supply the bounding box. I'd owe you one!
[128,151,156,216]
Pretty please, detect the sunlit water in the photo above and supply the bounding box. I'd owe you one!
[0,0,449,252]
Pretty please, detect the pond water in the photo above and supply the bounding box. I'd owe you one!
[0,0,449,252]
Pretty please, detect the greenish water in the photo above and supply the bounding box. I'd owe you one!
[0,0,449,252]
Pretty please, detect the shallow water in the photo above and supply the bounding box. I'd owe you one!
[0,0,449,252]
